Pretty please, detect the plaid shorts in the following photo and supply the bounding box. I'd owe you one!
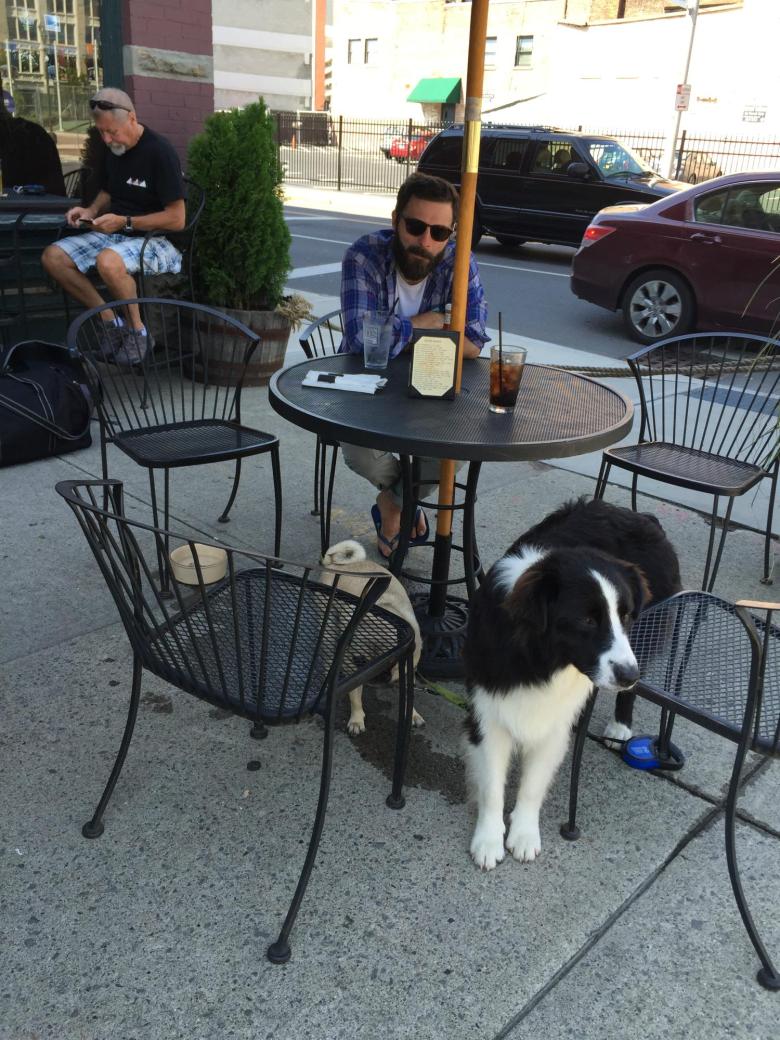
[55,231,182,276]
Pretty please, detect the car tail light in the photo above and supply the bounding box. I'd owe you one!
[581,224,617,246]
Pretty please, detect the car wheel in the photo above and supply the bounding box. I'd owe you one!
[471,215,483,250]
[495,235,526,249]
[622,269,694,345]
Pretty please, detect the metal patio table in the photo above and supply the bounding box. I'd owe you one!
[270,353,633,676]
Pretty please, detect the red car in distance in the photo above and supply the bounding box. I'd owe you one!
[571,171,780,344]
[389,132,433,163]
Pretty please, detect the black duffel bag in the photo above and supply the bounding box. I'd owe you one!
[0,340,93,467]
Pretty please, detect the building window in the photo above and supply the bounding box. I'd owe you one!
[515,35,533,68]
[2,0,104,123]
[364,38,378,64]
[347,38,360,64]
[484,36,497,68]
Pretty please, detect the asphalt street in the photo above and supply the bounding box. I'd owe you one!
[284,203,638,361]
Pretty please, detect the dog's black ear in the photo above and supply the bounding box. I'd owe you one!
[620,560,651,618]
[503,561,556,631]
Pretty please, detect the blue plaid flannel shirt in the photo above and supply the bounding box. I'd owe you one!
[339,229,489,358]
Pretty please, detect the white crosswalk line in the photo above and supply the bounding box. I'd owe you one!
[288,262,344,279]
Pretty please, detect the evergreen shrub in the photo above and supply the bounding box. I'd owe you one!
[187,99,291,311]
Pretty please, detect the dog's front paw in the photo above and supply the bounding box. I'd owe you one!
[412,709,425,728]
[347,713,366,736]
[506,824,542,863]
[470,825,506,871]
[603,720,632,746]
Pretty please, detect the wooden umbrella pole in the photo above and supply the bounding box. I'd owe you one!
[433,0,489,551]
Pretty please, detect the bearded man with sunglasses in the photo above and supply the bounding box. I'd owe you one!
[42,87,185,366]
[340,172,489,558]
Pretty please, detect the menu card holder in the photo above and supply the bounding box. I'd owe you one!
[408,329,459,400]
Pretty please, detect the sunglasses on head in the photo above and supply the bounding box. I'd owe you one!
[401,215,454,242]
[89,99,131,113]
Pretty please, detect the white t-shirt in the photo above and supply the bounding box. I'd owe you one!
[395,273,428,318]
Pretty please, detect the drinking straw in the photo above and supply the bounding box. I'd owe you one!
[498,311,503,389]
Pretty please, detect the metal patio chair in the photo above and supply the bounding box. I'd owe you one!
[56,478,417,964]
[62,166,85,198]
[562,590,780,990]
[67,298,282,573]
[0,215,27,350]
[595,332,779,590]
[299,308,344,540]
[137,177,205,303]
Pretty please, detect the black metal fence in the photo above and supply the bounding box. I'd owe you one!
[274,113,780,194]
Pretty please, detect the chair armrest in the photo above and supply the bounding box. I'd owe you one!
[737,599,780,612]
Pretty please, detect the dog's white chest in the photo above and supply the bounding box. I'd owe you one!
[475,668,593,746]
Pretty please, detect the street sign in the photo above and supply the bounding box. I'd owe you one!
[675,83,691,111]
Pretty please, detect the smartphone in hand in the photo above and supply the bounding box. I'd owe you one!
[78,218,94,227]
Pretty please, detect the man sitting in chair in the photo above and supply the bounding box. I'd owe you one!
[42,88,185,366]
[339,173,489,558]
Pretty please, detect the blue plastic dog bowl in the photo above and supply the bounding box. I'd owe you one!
[622,735,685,771]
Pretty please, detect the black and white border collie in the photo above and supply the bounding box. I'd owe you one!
[463,498,681,870]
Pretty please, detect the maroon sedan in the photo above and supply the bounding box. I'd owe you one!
[571,171,780,343]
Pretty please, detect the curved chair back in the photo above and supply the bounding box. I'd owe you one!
[63,166,85,199]
[56,478,393,722]
[66,297,259,443]
[299,309,344,359]
[627,332,779,472]
[138,177,205,300]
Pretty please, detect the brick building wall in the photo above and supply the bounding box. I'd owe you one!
[119,0,214,162]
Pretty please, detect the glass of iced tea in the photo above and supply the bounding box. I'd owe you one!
[489,345,527,413]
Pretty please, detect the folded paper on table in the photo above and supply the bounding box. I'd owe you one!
[302,371,387,394]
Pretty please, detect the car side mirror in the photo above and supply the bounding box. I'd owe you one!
[567,162,591,181]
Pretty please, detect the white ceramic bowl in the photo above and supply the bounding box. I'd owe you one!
[169,543,228,585]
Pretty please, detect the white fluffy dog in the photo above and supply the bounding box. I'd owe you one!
[321,539,424,735]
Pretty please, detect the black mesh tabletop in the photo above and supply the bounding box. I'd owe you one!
[270,354,633,463]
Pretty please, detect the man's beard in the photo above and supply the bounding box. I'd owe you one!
[109,143,127,156]
[392,235,445,282]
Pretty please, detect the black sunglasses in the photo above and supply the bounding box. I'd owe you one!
[401,215,454,242]
[89,99,131,113]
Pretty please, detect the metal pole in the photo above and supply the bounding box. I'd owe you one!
[667,0,700,178]
[428,0,489,623]
[53,34,64,132]
[337,114,343,192]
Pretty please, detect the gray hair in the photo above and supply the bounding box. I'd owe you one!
[91,87,135,123]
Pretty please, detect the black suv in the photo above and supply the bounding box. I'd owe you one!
[417,125,686,248]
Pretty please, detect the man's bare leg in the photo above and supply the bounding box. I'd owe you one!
[94,249,142,328]
[41,244,113,318]
[375,487,427,558]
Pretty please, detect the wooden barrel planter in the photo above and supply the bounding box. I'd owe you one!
[194,308,292,387]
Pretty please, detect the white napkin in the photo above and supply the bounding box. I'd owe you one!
[302,371,387,394]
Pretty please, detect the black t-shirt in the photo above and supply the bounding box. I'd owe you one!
[99,126,184,218]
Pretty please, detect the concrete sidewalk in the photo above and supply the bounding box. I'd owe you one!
[2,337,779,1039]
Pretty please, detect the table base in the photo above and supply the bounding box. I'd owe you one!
[411,590,469,679]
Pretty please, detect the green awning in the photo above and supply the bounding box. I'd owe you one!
[407,77,461,104]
